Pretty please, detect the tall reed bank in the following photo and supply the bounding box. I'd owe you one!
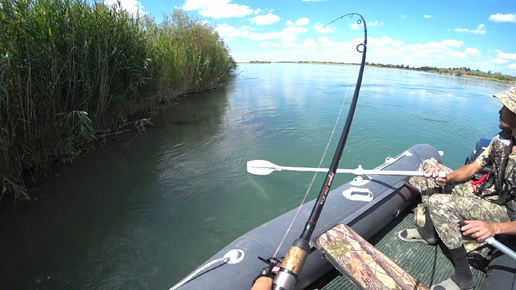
[0,0,237,202]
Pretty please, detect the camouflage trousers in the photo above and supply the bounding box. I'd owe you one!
[409,159,510,251]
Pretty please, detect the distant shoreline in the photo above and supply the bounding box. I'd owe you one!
[242,61,516,83]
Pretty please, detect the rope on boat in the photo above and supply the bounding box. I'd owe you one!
[169,257,229,290]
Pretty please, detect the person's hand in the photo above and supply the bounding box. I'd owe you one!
[251,256,282,290]
[461,220,496,242]
[425,167,446,183]
[251,277,272,290]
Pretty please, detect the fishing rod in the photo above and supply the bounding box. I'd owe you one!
[247,160,448,178]
[271,13,368,290]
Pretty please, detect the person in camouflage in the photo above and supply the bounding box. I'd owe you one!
[398,84,516,290]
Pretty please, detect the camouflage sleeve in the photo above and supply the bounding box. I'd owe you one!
[475,139,494,168]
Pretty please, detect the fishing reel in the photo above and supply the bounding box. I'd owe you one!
[254,256,283,282]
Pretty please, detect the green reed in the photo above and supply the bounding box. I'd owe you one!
[0,0,236,202]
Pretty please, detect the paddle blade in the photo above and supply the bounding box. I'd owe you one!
[247,160,279,175]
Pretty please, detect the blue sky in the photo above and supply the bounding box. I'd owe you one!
[106,0,516,76]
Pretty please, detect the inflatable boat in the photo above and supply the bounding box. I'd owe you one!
[168,10,515,284]
[171,143,444,289]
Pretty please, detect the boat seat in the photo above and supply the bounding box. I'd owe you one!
[312,223,429,290]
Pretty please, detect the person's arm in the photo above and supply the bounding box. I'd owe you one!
[425,160,484,183]
[426,134,494,183]
[445,160,485,182]
[462,220,516,242]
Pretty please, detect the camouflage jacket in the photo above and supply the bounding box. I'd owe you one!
[476,130,516,220]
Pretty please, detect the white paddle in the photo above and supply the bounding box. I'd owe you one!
[485,237,516,261]
[247,160,447,178]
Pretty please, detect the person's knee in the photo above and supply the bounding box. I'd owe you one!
[427,194,445,209]
[420,158,440,170]
[427,194,457,216]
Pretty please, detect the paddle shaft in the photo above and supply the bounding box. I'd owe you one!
[272,13,367,290]
[290,167,444,177]
[485,237,516,261]
[248,161,447,178]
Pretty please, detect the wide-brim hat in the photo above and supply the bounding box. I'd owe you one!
[494,84,516,114]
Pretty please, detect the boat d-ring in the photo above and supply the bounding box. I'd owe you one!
[342,187,373,202]
[223,249,245,264]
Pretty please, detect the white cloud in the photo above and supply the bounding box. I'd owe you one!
[398,43,450,61]
[368,21,382,27]
[285,26,309,33]
[454,24,486,35]
[249,26,308,45]
[441,39,463,47]
[182,0,254,18]
[372,47,399,58]
[282,42,299,48]
[287,18,309,26]
[370,36,403,47]
[181,0,209,10]
[296,18,309,26]
[493,52,516,72]
[250,13,280,25]
[216,24,250,41]
[104,0,145,16]
[319,38,353,48]
[249,27,307,41]
[494,58,510,64]
[302,39,318,50]
[313,23,333,33]
[424,15,432,18]
[360,38,469,67]
[283,26,308,43]
[489,13,516,23]
[453,51,467,58]
[498,52,516,60]
[259,42,281,47]
[235,32,500,72]
[249,32,282,41]
[464,48,482,57]
[350,23,364,30]
[318,36,330,43]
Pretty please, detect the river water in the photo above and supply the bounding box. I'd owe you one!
[0,63,510,289]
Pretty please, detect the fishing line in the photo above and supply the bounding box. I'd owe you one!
[273,76,353,258]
